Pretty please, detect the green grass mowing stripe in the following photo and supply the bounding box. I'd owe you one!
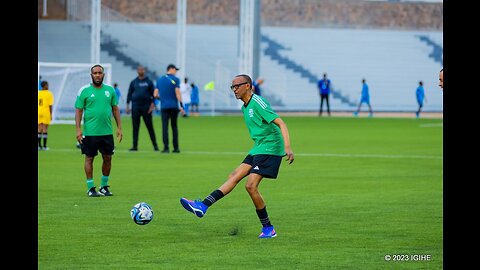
[39,116,442,269]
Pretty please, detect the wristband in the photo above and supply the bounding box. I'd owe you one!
[179,102,184,109]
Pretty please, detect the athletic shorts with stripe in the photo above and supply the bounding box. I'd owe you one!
[81,135,115,157]
[242,154,283,179]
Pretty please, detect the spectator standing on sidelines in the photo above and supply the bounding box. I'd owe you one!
[113,83,125,114]
[154,64,185,153]
[190,81,200,115]
[353,78,373,117]
[252,78,264,96]
[438,69,443,90]
[126,65,159,151]
[180,74,294,239]
[180,77,192,117]
[415,81,427,118]
[38,81,54,150]
[75,64,123,197]
[317,73,331,116]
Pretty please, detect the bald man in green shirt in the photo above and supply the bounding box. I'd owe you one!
[180,74,294,238]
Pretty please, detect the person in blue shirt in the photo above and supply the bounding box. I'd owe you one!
[113,83,124,114]
[154,64,185,153]
[353,78,373,117]
[113,83,122,103]
[317,73,331,116]
[415,81,427,118]
[190,81,200,115]
[38,75,43,90]
[252,78,264,96]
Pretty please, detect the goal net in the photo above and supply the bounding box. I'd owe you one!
[38,62,112,124]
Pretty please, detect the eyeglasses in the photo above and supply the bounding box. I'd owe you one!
[230,82,249,90]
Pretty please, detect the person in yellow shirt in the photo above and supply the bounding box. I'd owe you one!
[38,81,54,150]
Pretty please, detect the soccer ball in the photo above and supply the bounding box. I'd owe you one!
[130,202,154,225]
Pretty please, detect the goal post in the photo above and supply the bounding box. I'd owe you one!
[38,62,112,124]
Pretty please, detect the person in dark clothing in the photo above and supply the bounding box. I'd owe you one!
[154,64,185,153]
[317,73,331,116]
[126,65,159,151]
[252,78,264,96]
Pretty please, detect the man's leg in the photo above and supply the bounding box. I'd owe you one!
[170,109,180,152]
[161,109,170,151]
[319,95,324,116]
[42,125,49,149]
[245,173,266,210]
[85,156,94,180]
[245,173,276,238]
[355,102,361,116]
[85,155,100,197]
[183,103,189,117]
[131,108,141,149]
[180,163,251,217]
[326,95,331,115]
[98,135,115,196]
[416,103,422,117]
[101,154,112,180]
[142,108,158,150]
[38,124,43,149]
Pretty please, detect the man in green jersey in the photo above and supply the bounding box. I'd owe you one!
[180,74,294,238]
[75,64,123,197]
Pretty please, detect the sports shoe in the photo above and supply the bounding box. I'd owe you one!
[99,185,113,196]
[180,198,208,218]
[161,149,169,153]
[87,187,101,197]
[172,149,180,153]
[258,226,277,238]
[154,146,159,151]
[129,147,138,152]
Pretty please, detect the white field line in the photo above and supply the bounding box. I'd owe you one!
[419,123,443,127]
[41,149,442,160]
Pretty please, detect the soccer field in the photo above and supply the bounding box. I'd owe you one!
[38,115,443,269]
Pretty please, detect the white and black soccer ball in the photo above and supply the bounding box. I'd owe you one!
[130,202,154,225]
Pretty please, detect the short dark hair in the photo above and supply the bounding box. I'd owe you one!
[41,81,48,88]
[235,74,252,89]
[91,64,104,73]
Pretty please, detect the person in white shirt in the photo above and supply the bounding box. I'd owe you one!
[180,77,192,117]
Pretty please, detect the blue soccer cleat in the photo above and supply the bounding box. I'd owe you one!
[180,198,208,218]
[258,226,277,238]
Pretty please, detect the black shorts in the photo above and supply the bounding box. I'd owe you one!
[242,154,283,179]
[81,135,115,157]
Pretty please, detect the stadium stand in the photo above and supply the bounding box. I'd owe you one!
[38,0,443,114]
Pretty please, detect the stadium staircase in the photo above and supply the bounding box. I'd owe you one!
[261,35,357,107]
[416,35,443,65]
[78,24,159,81]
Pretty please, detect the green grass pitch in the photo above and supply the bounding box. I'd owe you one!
[38,115,443,269]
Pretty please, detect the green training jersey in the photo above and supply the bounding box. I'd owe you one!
[241,94,285,156]
[75,83,118,136]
